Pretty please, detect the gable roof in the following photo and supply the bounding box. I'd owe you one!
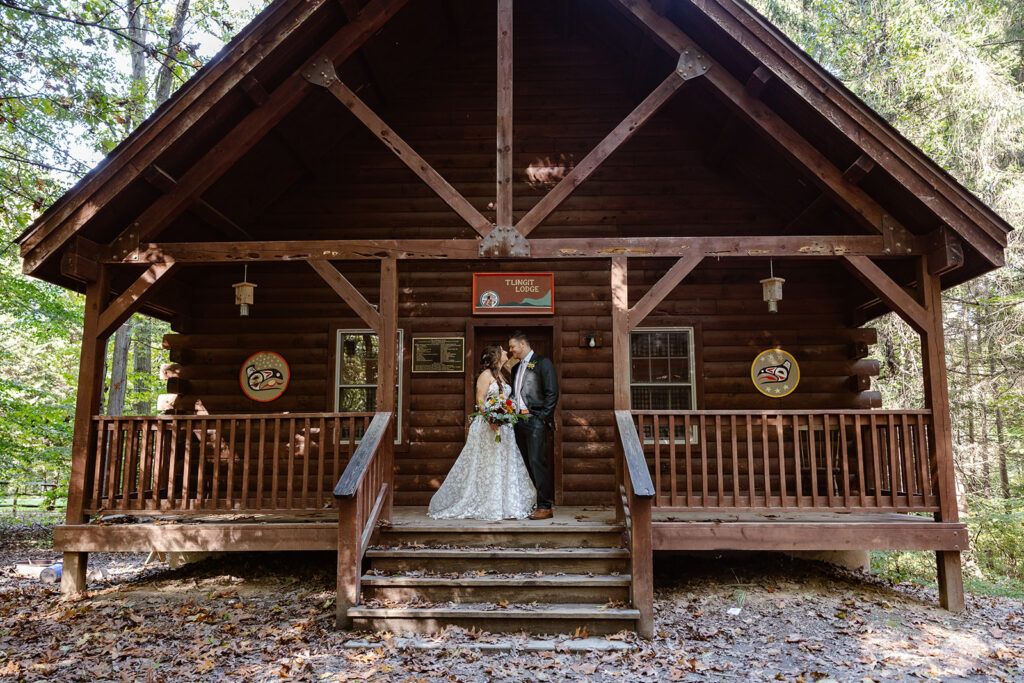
[17,0,1012,289]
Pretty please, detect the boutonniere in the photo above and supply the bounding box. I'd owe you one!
[526,361,536,371]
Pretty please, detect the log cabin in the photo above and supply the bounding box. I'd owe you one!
[17,0,1013,636]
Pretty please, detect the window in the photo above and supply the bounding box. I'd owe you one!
[630,328,696,442]
[334,329,403,442]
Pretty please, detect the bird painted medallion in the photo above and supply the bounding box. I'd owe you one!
[240,351,290,402]
[751,349,800,398]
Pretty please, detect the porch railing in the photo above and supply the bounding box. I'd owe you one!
[632,410,938,512]
[84,413,375,514]
[334,411,393,629]
[614,410,654,638]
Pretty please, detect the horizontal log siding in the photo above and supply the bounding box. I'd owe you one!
[167,259,872,507]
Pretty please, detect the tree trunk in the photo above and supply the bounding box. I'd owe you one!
[133,318,151,414]
[155,0,191,104]
[106,322,131,416]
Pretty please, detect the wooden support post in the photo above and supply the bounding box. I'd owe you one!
[917,257,964,612]
[62,268,110,596]
[631,496,654,638]
[377,258,398,520]
[496,0,513,227]
[335,495,360,629]
[61,551,88,597]
[611,257,630,411]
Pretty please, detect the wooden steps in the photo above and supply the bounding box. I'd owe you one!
[349,517,638,635]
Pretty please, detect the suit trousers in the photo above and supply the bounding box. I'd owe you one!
[514,419,553,509]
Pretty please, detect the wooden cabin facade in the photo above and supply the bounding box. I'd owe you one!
[18,0,1012,636]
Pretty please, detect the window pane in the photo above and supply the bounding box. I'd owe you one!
[649,332,669,357]
[339,387,375,412]
[341,334,379,384]
[649,358,669,383]
[668,331,690,357]
[631,333,650,358]
[631,359,650,383]
[669,357,690,383]
[631,385,692,411]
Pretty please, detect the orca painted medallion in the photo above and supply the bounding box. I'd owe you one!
[240,351,290,402]
[751,349,800,398]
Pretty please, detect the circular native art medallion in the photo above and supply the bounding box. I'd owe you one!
[751,348,800,398]
[240,351,290,402]
[479,290,499,308]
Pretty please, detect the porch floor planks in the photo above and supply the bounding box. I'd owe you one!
[52,506,966,553]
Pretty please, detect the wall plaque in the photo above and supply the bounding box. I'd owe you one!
[751,349,800,398]
[473,272,554,315]
[412,337,465,373]
[240,351,290,402]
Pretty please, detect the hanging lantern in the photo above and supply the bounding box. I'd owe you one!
[233,264,256,317]
[760,260,784,313]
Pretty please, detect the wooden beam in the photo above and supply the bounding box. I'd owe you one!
[610,0,901,237]
[97,262,179,339]
[55,522,337,552]
[783,154,877,234]
[515,66,695,237]
[308,259,381,333]
[142,165,253,239]
[628,251,703,330]
[304,57,493,238]
[926,227,965,276]
[336,0,390,106]
[841,255,928,333]
[745,65,772,98]
[87,0,409,270]
[109,234,919,264]
[60,236,101,283]
[496,0,514,227]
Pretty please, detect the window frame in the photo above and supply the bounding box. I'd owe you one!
[333,328,404,444]
[629,326,698,444]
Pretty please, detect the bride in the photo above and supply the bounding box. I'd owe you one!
[427,345,537,521]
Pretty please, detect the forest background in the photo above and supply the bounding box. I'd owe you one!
[0,0,1021,594]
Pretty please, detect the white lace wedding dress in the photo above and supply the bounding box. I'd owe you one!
[427,378,537,521]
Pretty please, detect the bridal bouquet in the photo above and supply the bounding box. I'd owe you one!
[471,394,529,442]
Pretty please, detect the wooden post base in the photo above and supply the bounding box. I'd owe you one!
[936,550,965,612]
[60,552,88,596]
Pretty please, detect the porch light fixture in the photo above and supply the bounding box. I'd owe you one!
[233,264,257,317]
[760,260,784,314]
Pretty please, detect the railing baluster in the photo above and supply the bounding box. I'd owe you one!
[151,420,165,509]
[776,414,786,507]
[652,414,661,506]
[91,418,106,509]
[241,419,251,509]
[318,417,327,510]
[684,414,693,507]
[760,414,770,506]
[287,418,297,510]
[272,418,281,509]
[869,414,883,507]
[226,419,237,510]
[333,416,341,499]
[808,414,819,508]
[212,419,222,510]
[854,414,866,508]
[108,419,123,506]
[168,419,180,509]
[257,418,267,510]
[668,415,678,507]
[715,415,724,507]
[699,415,709,507]
[730,415,739,504]
[180,419,193,510]
[915,414,930,505]
[137,419,151,510]
[887,414,900,508]
[302,417,312,509]
[745,415,755,507]
[838,414,851,508]
[900,414,915,508]
[195,419,208,510]
[793,413,803,507]
[823,414,835,507]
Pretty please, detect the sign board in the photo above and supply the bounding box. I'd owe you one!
[751,349,800,398]
[240,351,290,402]
[473,273,554,315]
[412,337,465,373]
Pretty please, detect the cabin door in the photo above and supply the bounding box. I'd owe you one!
[472,326,556,501]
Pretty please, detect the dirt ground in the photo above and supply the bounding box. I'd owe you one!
[0,520,1021,682]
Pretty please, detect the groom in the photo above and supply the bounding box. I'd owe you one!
[508,330,558,519]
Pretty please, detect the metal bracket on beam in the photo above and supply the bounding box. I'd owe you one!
[881,215,916,255]
[109,225,141,262]
[301,55,340,88]
[479,225,530,258]
[676,45,710,81]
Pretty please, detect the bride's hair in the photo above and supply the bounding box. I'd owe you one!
[480,345,505,380]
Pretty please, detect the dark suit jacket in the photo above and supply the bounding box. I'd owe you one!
[511,353,559,430]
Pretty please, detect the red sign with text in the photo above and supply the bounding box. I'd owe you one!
[472,273,554,315]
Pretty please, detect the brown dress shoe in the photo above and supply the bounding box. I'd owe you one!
[529,508,553,520]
